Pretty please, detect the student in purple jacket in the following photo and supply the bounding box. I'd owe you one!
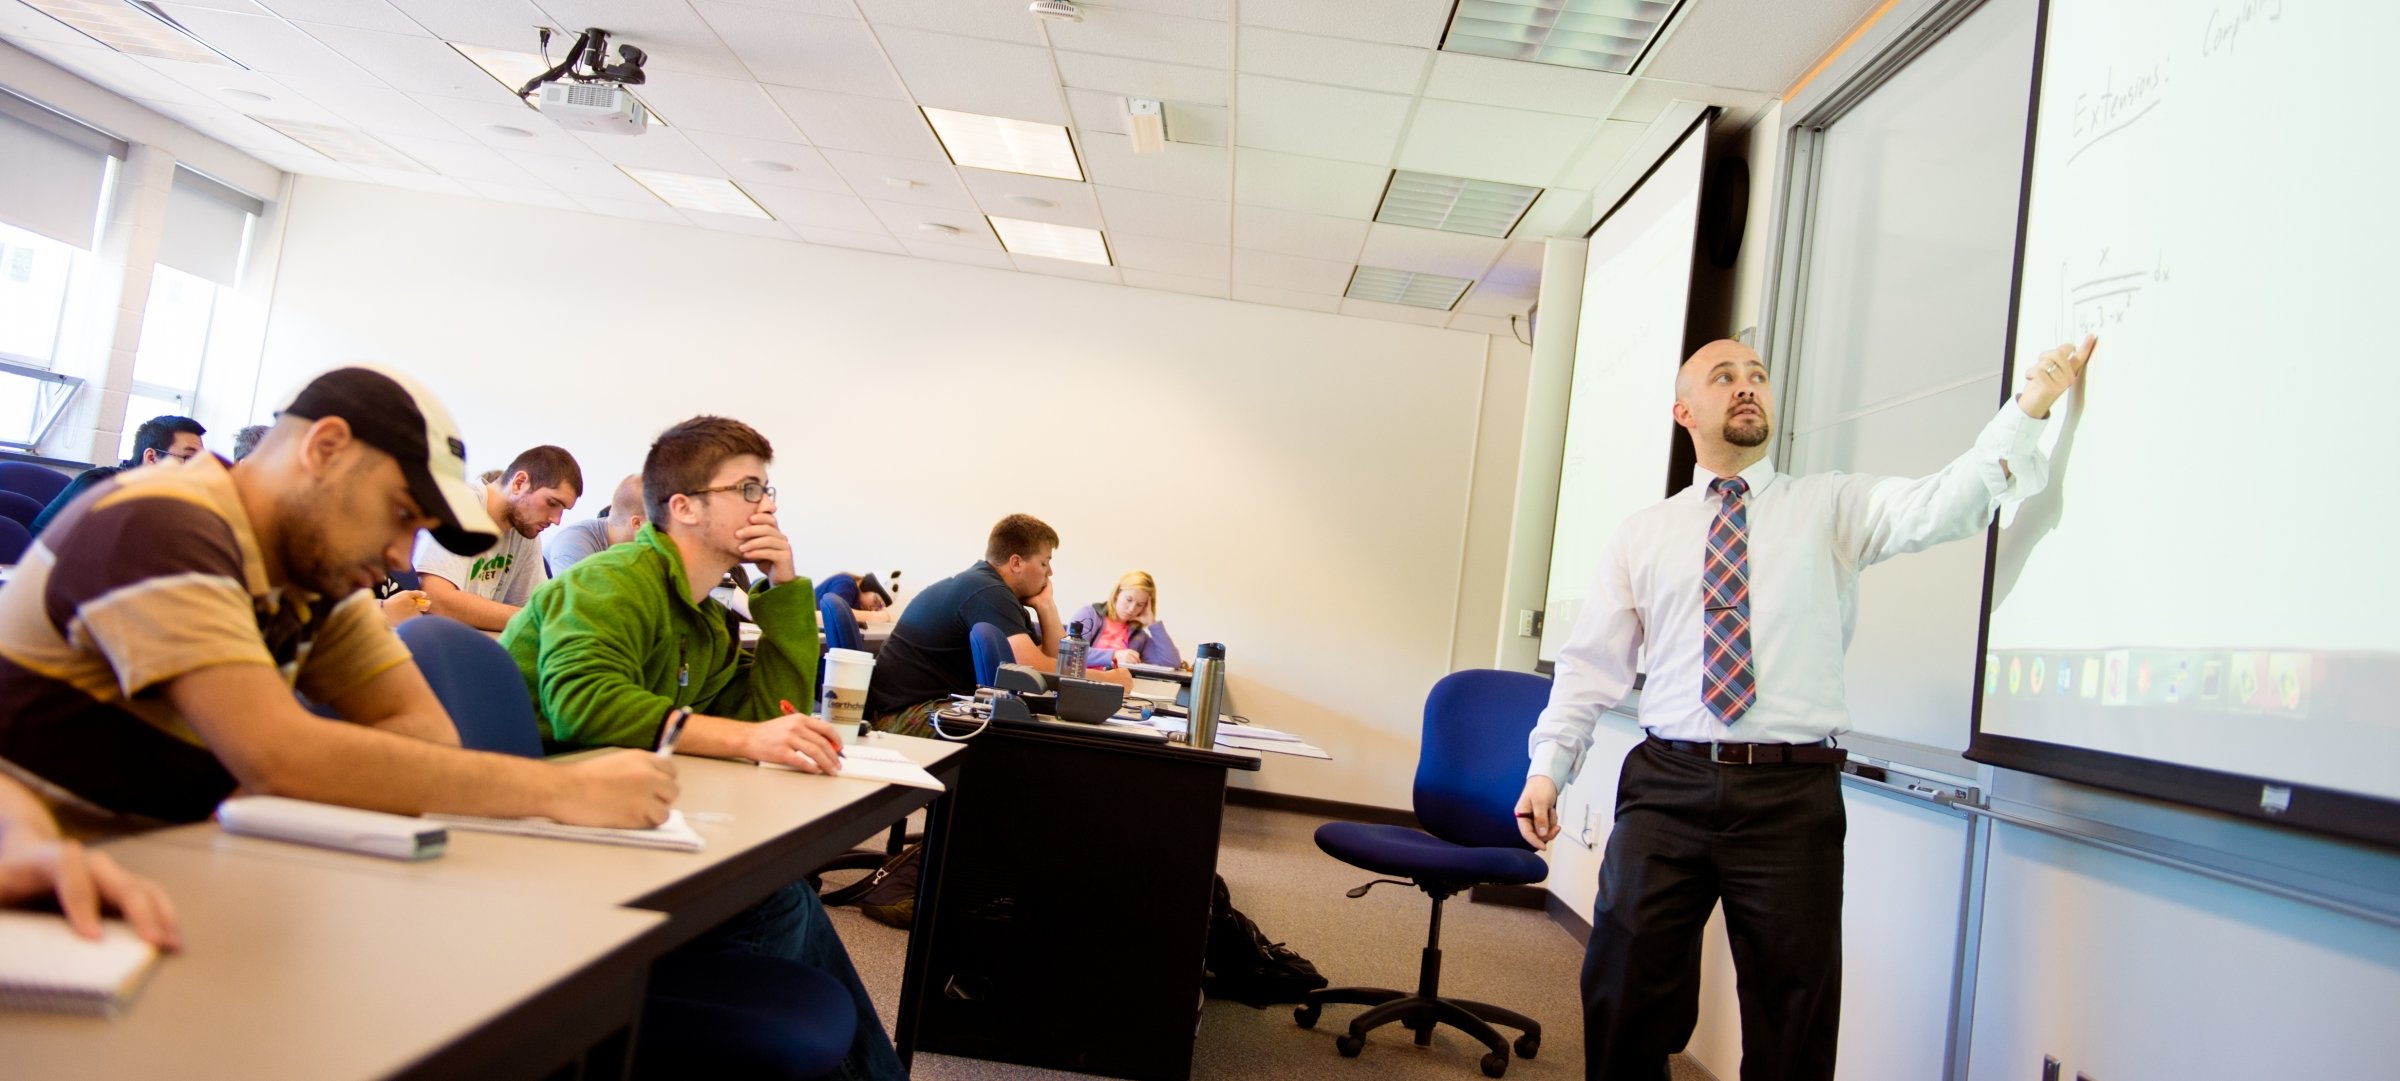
[1068,571,1183,671]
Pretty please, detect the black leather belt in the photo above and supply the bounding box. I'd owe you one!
[1647,734,1848,766]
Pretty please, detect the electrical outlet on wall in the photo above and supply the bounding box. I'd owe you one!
[1516,609,1539,637]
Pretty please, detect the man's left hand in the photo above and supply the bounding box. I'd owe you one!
[737,495,798,586]
[2018,335,2096,420]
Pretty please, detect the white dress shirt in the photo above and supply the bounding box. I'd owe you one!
[1528,402,2052,787]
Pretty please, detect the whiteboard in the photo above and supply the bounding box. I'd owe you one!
[1779,0,2038,758]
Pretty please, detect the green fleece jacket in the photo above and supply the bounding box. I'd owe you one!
[502,523,818,749]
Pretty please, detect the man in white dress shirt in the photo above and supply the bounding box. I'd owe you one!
[1516,335,2093,1080]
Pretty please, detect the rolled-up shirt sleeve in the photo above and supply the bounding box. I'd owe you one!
[1528,533,1643,788]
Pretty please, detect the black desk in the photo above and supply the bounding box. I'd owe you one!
[894,720,1261,1081]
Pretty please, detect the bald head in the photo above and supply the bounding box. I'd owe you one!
[1676,339,1761,402]
[610,474,644,520]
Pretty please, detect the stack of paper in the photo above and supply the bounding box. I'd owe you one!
[425,809,704,852]
[761,745,945,791]
[0,911,161,1017]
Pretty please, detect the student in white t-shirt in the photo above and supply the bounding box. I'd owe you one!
[410,445,582,631]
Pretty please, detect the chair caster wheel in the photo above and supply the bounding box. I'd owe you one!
[1336,1033,1365,1058]
[1514,1033,1540,1059]
[1294,1003,1321,1029]
[1480,1050,1509,1077]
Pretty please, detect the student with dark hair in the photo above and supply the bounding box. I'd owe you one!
[404,445,583,631]
[867,513,1130,737]
[503,415,901,1080]
[30,414,207,536]
[814,570,894,622]
[230,424,270,461]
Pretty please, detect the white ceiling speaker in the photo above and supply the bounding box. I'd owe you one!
[1125,98,1165,154]
[918,222,961,236]
[1028,1,1081,23]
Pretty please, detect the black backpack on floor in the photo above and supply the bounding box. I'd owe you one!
[1203,875,1329,1008]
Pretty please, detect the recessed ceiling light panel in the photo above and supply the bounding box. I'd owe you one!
[923,107,1083,182]
[989,216,1109,265]
[1440,0,1686,75]
[27,0,239,65]
[1345,266,1474,310]
[1375,171,1544,238]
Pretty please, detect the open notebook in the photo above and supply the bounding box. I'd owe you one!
[424,809,704,852]
[0,910,162,1018]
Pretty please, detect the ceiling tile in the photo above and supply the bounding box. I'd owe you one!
[573,193,687,224]
[463,180,583,210]
[745,185,882,231]
[1082,137,1227,200]
[1422,52,1630,119]
[1340,297,1450,325]
[1236,26,1427,95]
[694,4,909,100]
[1230,282,1340,313]
[816,148,977,209]
[855,0,1041,44]
[1554,119,1650,191]
[681,209,795,239]
[524,1,751,80]
[1613,79,1771,126]
[1110,233,1227,279]
[565,127,722,171]
[1232,248,1352,294]
[154,7,367,80]
[377,134,540,182]
[257,0,415,33]
[1068,88,1130,135]
[1233,203,1368,262]
[1162,101,1225,146]
[1512,187,1590,239]
[876,27,1067,124]
[349,165,470,193]
[137,58,347,123]
[766,85,947,160]
[687,132,851,194]
[1236,0,1453,49]
[618,70,804,141]
[1395,99,1595,188]
[383,0,550,49]
[958,168,1100,227]
[1231,147,1385,218]
[1234,75,1409,165]
[901,240,1016,268]
[1643,0,1885,94]
[271,77,468,140]
[1081,0,1228,21]
[306,24,516,99]
[1456,279,1536,316]
[1120,268,1229,297]
[1045,8,1226,67]
[1054,52,1225,107]
[504,151,657,198]
[0,1,104,45]
[1067,89,1227,150]
[796,226,907,254]
[1446,312,1517,336]
[1010,254,1120,283]
[1357,222,1505,277]
[1094,185,1225,244]
[407,92,603,159]
[8,41,197,100]
[864,200,1001,247]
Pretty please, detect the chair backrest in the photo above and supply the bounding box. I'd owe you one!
[819,593,862,653]
[0,517,30,564]
[1413,669,1554,851]
[0,490,43,531]
[969,621,1011,688]
[396,615,545,758]
[388,568,422,591]
[0,462,71,505]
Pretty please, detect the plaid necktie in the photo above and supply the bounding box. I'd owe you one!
[1702,476,1756,726]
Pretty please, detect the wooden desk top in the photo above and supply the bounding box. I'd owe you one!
[0,839,664,1081]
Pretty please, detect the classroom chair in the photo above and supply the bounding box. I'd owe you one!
[0,462,70,506]
[819,593,862,653]
[969,621,1011,687]
[0,517,30,564]
[0,489,43,532]
[392,615,854,1081]
[1295,668,1550,1079]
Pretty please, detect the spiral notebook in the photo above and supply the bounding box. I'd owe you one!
[0,910,161,1018]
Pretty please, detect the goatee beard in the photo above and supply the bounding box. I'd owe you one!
[1723,418,1770,448]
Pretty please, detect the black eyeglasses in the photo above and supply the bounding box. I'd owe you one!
[688,481,775,503]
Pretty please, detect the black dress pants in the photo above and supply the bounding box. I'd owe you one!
[1581,737,1845,1081]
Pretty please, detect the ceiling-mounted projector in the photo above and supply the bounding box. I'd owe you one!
[1028,1,1081,22]
[521,27,650,135]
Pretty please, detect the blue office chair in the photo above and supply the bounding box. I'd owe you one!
[819,593,862,653]
[0,517,30,564]
[969,621,1011,687]
[0,489,42,532]
[1295,669,1550,1078]
[0,462,70,506]
[388,568,423,591]
[394,614,852,1081]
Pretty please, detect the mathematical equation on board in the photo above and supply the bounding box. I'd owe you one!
[2060,1,2289,166]
[2059,250,2171,338]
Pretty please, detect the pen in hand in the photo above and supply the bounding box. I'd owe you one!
[782,699,845,759]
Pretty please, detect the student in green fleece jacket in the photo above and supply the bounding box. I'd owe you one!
[502,415,900,1081]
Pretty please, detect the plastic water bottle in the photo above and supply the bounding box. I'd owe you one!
[1058,619,1089,680]
[1188,642,1226,749]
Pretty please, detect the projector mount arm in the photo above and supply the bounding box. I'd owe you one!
[517,27,647,101]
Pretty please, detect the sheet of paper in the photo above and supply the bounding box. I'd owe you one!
[425,809,704,852]
[761,746,946,791]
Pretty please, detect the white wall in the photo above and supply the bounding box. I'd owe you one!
[253,177,1501,809]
